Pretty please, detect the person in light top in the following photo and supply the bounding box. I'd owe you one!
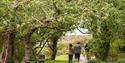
[68,44,74,63]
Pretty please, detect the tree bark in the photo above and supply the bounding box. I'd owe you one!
[49,42,57,60]
[48,37,58,60]
[51,48,57,60]
[0,29,16,63]
[21,33,32,63]
[21,27,39,63]
[100,22,111,61]
[21,17,49,63]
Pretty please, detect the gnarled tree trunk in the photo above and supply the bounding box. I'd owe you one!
[48,36,59,60]
[21,17,48,63]
[21,27,39,63]
[50,41,58,60]
[0,29,16,63]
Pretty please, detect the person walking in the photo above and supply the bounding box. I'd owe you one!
[68,44,74,63]
[74,42,81,63]
[84,43,90,60]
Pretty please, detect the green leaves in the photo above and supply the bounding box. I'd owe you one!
[80,0,125,61]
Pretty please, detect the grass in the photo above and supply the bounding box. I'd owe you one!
[31,55,125,63]
[46,55,75,63]
[46,60,67,63]
[47,55,68,63]
[31,55,75,63]
[56,55,68,60]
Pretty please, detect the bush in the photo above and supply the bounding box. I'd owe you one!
[57,43,69,55]
[86,38,125,62]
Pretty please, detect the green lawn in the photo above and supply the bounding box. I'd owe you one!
[31,55,75,63]
[47,55,69,63]
[31,55,125,63]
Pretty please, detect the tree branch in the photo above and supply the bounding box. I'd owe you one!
[47,42,54,51]
[36,38,48,55]
[75,24,85,34]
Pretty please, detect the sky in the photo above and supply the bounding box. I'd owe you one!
[65,28,89,35]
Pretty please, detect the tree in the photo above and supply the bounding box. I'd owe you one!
[2,0,125,62]
[37,0,81,60]
[0,0,82,62]
[80,0,125,61]
[0,0,49,62]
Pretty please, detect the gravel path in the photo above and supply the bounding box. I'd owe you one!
[80,55,87,63]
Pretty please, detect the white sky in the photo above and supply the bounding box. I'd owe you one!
[66,28,89,35]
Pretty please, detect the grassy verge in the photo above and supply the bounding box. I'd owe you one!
[31,55,75,63]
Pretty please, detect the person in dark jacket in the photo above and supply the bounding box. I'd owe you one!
[74,42,81,63]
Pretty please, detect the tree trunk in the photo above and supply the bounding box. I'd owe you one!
[102,41,110,61]
[49,37,58,60]
[100,22,111,61]
[0,29,16,63]
[21,17,48,63]
[21,33,32,63]
[21,27,39,63]
[51,48,57,60]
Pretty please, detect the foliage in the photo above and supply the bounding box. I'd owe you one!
[31,55,75,63]
[0,0,82,62]
[80,0,125,61]
[0,30,5,53]
[1,0,125,62]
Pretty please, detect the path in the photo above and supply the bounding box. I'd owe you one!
[80,55,87,63]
